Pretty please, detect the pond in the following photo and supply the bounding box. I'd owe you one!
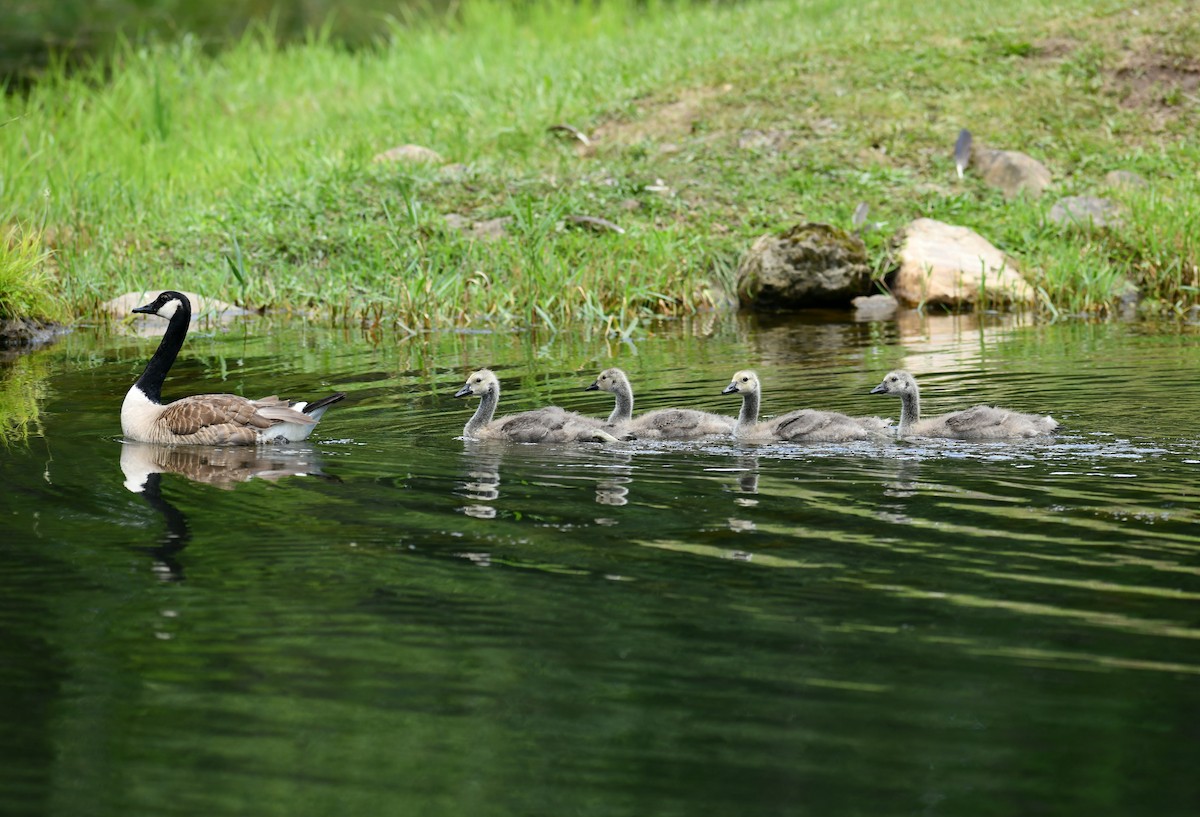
[2,310,1198,816]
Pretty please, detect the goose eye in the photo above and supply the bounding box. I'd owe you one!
[741,377,749,382]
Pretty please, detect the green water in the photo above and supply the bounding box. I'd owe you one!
[2,311,1198,817]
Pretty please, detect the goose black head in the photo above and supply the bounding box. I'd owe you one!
[133,291,192,321]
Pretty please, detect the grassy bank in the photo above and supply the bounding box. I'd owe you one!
[1,0,1197,328]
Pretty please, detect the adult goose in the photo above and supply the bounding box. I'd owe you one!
[455,369,624,443]
[585,367,734,439]
[121,291,344,445]
[722,370,891,443]
[870,370,1058,439]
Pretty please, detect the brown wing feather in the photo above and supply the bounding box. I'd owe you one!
[159,394,273,435]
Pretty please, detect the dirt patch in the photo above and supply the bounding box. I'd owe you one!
[1032,36,1077,60]
[1113,52,1200,111]
[589,86,728,149]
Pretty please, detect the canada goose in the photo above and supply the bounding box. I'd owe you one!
[721,370,891,443]
[585,367,734,439]
[121,291,344,445]
[454,368,623,443]
[869,370,1059,439]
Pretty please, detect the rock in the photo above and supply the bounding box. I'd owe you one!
[0,317,66,350]
[1048,196,1122,229]
[438,163,470,181]
[892,218,1033,308]
[852,294,899,321]
[564,215,624,234]
[101,291,245,321]
[443,213,471,231]
[971,149,1052,198]
[444,215,512,241]
[372,144,444,164]
[736,223,872,310]
[1103,170,1149,190]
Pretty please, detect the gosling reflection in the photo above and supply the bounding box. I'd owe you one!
[595,451,633,507]
[729,453,759,532]
[733,453,760,499]
[120,442,333,580]
[457,441,502,518]
[455,441,639,516]
[877,455,923,526]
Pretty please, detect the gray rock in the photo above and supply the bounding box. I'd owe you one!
[1049,196,1122,229]
[971,149,1052,198]
[736,223,872,310]
[0,317,65,350]
[891,218,1033,308]
[1103,170,1149,190]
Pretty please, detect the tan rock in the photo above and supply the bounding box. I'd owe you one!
[971,149,1052,198]
[102,291,244,320]
[372,144,444,164]
[892,219,1033,308]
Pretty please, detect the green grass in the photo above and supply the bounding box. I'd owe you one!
[0,0,1197,327]
[0,225,68,323]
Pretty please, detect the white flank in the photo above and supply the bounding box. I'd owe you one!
[121,386,166,442]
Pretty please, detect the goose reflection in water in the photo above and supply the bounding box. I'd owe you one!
[120,442,334,580]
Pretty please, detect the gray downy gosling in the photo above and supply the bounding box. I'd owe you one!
[869,370,1059,439]
[586,367,734,440]
[722,370,891,443]
[455,368,624,443]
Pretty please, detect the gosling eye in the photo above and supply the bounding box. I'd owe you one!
[741,376,749,383]
[473,377,481,384]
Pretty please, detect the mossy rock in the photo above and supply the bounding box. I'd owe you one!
[736,223,871,310]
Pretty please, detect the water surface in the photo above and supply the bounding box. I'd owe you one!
[2,311,1198,816]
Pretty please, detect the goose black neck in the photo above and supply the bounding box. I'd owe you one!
[136,300,191,403]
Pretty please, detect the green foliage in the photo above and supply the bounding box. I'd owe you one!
[0,0,1196,326]
[0,226,68,323]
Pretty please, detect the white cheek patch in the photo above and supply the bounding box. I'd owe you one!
[158,298,181,319]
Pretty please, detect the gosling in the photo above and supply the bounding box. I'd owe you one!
[586,367,734,440]
[455,369,622,443]
[722,370,891,443]
[869,370,1059,439]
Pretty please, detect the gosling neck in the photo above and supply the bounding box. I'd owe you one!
[609,382,634,424]
[465,385,499,437]
[897,388,921,437]
[735,389,760,436]
[135,300,192,404]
